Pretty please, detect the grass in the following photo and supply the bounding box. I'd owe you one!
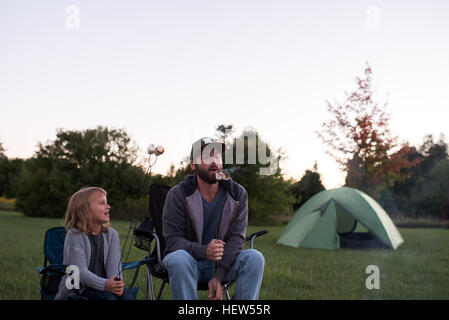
[1,210,448,300]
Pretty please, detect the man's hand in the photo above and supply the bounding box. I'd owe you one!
[105,277,124,296]
[205,239,225,261]
[208,277,223,300]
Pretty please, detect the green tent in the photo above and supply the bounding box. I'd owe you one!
[277,187,404,250]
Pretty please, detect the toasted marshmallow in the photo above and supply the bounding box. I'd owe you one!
[215,171,230,181]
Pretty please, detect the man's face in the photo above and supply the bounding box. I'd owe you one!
[191,147,223,184]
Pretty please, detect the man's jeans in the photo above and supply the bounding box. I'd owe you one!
[162,249,265,300]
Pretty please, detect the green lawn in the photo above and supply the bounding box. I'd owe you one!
[1,210,448,300]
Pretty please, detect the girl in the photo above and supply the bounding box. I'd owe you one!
[55,187,135,300]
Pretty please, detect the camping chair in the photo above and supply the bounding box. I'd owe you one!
[133,183,268,300]
[37,226,154,300]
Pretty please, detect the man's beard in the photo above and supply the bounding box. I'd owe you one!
[195,165,218,184]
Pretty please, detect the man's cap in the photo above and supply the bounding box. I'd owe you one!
[190,137,225,162]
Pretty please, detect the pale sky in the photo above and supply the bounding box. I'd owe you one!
[1,0,448,188]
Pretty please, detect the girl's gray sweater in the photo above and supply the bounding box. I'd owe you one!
[55,227,122,300]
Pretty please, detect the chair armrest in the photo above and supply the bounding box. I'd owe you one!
[245,230,268,248]
[121,257,155,290]
[121,257,154,271]
[152,232,163,265]
[38,264,68,275]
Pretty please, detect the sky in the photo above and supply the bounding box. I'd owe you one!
[1,0,449,188]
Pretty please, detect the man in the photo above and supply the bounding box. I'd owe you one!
[162,137,265,300]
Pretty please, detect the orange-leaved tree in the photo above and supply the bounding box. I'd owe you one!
[317,63,419,194]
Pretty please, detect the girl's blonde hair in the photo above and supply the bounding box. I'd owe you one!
[64,187,109,233]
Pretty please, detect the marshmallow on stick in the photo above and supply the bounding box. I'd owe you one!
[215,171,230,181]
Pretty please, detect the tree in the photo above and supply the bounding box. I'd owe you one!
[37,126,139,167]
[0,141,5,158]
[416,134,448,175]
[317,64,417,194]
[0,157,24,198]
[167,125,294,224]
[15,157,76,217]
[0,141,7,196]
[0,141,25,199]
[405,158,449,218]
[392,134,449,218]
[15,126,146,217]
[215,124,234,143]
[219,126,293,224]
[288,163,325,211]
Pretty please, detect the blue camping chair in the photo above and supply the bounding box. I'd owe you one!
[37,226,154,300]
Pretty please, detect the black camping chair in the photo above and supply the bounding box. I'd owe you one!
[37,226,154,300]
[133,183,268,300]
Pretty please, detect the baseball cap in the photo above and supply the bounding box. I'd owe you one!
[190,137,225,163]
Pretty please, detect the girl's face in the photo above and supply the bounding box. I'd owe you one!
[89,192,111,226]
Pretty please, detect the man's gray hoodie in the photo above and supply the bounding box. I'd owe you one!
[162,173,248,281]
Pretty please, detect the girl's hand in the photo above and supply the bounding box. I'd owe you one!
[105,277,124,296]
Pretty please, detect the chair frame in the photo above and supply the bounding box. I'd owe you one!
[134,222,268,300]
[132,183,269,300]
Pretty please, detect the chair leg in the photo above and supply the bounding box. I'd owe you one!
[128,265,141,289]
[157,280,166,300]
[146,264,154,300]
[223,280,235,300]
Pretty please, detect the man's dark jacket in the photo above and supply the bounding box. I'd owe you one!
[162,173,248,281]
